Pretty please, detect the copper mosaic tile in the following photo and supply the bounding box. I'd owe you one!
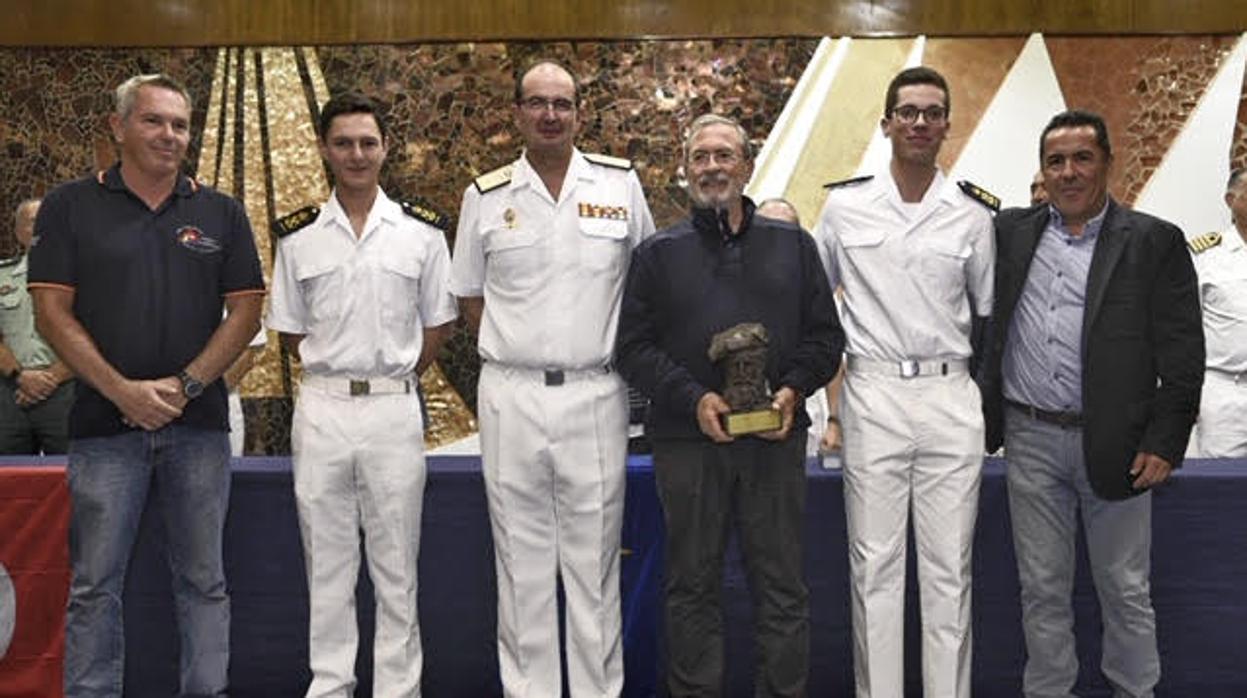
[1048,36,1238,206]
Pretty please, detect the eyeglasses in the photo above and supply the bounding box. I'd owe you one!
[519,96,576,114]
[891,105,948,125]
[688,149,741,167]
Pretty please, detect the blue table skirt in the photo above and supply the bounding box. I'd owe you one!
[3,456,1244,696]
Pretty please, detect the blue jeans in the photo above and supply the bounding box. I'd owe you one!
[64,425,231,698]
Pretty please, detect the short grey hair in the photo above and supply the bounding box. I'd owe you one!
[684,113,753,163]
[115,73,192,121]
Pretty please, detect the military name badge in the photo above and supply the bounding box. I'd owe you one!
[503,208,518,229]
[175,225,222,254]
[577,202,629,221]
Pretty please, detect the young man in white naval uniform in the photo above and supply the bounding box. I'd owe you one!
[813,66,996,698]
[1186,168,1247,458]
[267,92,457,698]
[449,60,655,697]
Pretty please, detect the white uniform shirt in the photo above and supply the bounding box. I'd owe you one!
[450,149,655,369]
[267,188,458,378]
[814,170,995,361]
[1192,229,1247,373]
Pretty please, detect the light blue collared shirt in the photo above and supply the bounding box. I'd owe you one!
[1002,202,1108,412]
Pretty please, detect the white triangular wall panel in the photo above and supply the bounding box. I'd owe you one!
[1135,33,1247,238]
[748,37,848,199]
[948,33,1066,209]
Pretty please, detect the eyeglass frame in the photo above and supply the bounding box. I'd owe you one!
[517,96,577,114]
[888,104,949,125]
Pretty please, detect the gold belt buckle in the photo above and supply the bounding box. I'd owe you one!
[349,380,370,396]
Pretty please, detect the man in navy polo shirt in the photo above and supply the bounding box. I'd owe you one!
[27,73,264,698]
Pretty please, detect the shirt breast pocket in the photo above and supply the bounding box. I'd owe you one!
[919,237,971,300]
[294,257,345,326]
[578,219,629,273]
[379,254,423,327]
[839,228,886,252]
[483,226,542,293]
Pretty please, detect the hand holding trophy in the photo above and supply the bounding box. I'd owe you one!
[707,322,782,436]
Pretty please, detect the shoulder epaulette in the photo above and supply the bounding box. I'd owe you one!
[271,205,320,238]
[474,165,513,194]
[823,175,873,190]
[0,253,23,268]
[957,180,1000,212]
[1188,231,1223,254]
[400,197,451,230]
[583,153,633,171]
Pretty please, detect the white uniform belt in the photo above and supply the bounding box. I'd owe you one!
[485,361,612,386]
[302,373,414,396]
[847,355,969,378]
[1207,367,1247,385]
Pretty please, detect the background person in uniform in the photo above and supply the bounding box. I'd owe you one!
[449,60,654,698]
[813,66,996,698]
[1186,168,1247,458]
[980,110,1203,698]
[1,198,74,454]
[27,73,265,698]
[616,114,842,697]
[267,92,457,698]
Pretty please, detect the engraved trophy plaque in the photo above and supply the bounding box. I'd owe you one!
[707,322,781,436]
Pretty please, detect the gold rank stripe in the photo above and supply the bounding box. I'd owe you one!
[1188,232,1222,254]
[578,202,629,220]
[957,179,1000,212]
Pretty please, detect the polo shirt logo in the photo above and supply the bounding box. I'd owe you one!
[175,226,222,254]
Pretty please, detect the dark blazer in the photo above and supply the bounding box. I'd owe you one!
[980,199,1203,500]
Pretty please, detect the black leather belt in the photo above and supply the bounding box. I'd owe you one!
[1005,399,1084,428]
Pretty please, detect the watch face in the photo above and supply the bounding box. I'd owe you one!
[181,373,204,399]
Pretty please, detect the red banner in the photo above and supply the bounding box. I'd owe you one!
[0,466,69,698]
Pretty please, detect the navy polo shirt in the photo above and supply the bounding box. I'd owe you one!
[27,164,265,438]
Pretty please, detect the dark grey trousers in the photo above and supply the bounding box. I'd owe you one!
[653,434,809,698]
[0,378,72,454]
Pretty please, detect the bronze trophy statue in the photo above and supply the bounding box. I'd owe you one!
[707,322,781,435]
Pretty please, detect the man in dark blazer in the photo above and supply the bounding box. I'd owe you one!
[979,110,1203,698]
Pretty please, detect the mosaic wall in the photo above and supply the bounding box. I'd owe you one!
[1,36,1242,453]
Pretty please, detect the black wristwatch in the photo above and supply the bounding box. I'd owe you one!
[179,370,205,399]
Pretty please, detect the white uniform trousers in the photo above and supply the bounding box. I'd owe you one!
[1191,369,1247,458]
[291,379,427,698]
[841,368,983,698]
[477,362,628,698]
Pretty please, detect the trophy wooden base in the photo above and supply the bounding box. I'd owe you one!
[722,408,781,436]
